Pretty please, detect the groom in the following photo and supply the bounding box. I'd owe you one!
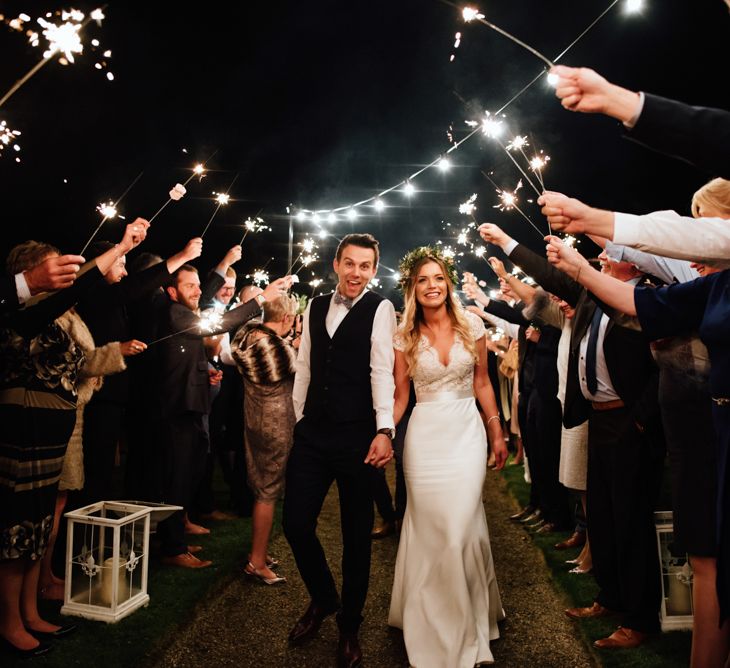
[285,233,396,667]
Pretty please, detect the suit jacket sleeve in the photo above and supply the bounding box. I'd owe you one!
[484,299,530,327]
[508,244,583,307]
[200,270,225,307]
[627,93,730,179]
[169,299,261,339]
[81,261,171,312]
[4,262,104,340]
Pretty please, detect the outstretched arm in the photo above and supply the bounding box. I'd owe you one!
[473,336,507,470]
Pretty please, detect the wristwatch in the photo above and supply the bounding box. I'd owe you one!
[377,427,395,440]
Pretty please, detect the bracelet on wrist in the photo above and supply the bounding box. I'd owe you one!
[486,415,500,425]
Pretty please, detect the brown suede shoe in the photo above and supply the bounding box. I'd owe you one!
[337,632,362,668]
[161,552,212,569]
[565,602,613,619]
[594,626,646,649]
[371,521,395,539]
[555,531,586,550]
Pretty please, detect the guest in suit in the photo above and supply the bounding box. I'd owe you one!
[74,238,204,506]
[480,222,665,650]
[284,233,396,668]
[547,240,730,665]
[154,260,290,569]
[549,64,730,179]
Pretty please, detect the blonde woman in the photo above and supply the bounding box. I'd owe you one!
[388,247,507,668]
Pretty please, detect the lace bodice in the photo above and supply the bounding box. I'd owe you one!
[394,310,485,395]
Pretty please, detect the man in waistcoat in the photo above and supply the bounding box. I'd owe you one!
[285,233,396,668]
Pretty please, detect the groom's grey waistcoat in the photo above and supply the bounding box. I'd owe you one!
[304,291,383,424]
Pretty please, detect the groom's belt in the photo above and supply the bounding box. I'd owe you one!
[416,389,474,403]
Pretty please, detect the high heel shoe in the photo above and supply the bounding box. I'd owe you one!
[0,637,53,658]
[244,562,286,585]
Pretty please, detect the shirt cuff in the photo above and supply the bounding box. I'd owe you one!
[15,272,31,303]
[375,412,395,432]
[603,240,624,263]
[503,239,519,256]
[623,91,645,129]
[611,212,643,247]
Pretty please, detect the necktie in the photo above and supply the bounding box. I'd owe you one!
[333,292,353,310]
[585,306,603,396]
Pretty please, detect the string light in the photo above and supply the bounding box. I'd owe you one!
[438,156,451,172]
[327,212,337,224]
[403,180,415,196]
[374,198,385,212]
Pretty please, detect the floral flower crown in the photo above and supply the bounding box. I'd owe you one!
[397,245,460,292]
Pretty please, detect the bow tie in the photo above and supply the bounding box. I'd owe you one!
[333,292,354,310]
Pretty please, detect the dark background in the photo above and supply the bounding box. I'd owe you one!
[1,0,728,303]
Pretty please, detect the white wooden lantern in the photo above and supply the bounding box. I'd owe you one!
[655,510,694,631]
[61,501,179,623]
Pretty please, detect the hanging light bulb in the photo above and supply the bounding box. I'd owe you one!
[312,212,321,224]
[327,212,336,224]
[438,156,451,172]
[347,208,358,221]
[403,180,415,197]
[296,211,307,222]
[374,198,385,212]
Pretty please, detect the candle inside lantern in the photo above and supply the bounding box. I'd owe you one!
[100,557,129,606]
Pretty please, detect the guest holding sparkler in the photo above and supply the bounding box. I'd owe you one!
[154,257,291,569]
[231,294,299,584]
[479,221,665,650]
[0,222,147,657]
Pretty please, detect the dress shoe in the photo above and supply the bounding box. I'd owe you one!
[525,519,545,531]
[1,637,53,658]
[161,552,212,569]
[509,505,534,522]
[594,626,646,649]
[187,545,203,554]
[184,522,210,535]
[337,632,363,668]
[199,510,237,521]
[26,622,78,640]
[520,509,542,524]
[288,601,339,645]
[534,522,558,534]
[565,602,613,620]
[555,531,586,550]
[371,521,395,539]
[569,565,593,574]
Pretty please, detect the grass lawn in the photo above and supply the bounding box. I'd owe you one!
[500,461,692,668]
[6,495,277,668]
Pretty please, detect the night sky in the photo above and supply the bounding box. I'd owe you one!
[1,0,728,304]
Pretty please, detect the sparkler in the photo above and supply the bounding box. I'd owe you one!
[249,270,270,287]
[146,309,226,347]
[201,174,238,238]
[79,170,144,255]
[147,157,214,224]
[462,5,555,69]
[0,7,108,109]
[491,179,545,238]
[239,216,270,245]
[459,193,478,216]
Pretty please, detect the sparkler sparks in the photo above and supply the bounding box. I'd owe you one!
[474,246,486,258]
[481,113,505,138]
[215,193,230,206]
[457,230,469,245]
[460,4,555,69]
[239,216,270,244]
[492,179,545,238]
[199,310,224,334]
[459,193,478,216]
[249,270,270,287]
[0,119,21,159]
[506,135,528,151]
[37,15,83,62]
[96,201,117,218]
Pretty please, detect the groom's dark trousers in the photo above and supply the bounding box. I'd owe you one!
[283,414,375,633]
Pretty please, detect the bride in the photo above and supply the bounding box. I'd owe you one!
[388,247,508,667]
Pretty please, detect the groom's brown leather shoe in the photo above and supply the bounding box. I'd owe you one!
[288,601,339,645]
[337,632,362,668]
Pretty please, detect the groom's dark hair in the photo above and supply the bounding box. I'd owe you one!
[335,233,379,267]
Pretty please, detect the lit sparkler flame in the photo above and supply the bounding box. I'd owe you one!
[506,135,528,151]
[457,231,469,245]
[474,246,486,258]
[462,7,485,22]
[442,246,456,260]
[244,216,268,233]
[96,201,117,218]
[529,156,546,171]
[459,193,477,216]
[563,235,577,248]
[193,163,205,175]
[302,238,315,253]
[215,193,230,205]
[37,15,83,62]
[199,311,224,334]
[250,270,270,287]
[300,253,317,267]
[481,113,504,138]
[310,278,323,288]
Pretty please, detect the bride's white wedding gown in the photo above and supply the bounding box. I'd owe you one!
[388,311,505,667]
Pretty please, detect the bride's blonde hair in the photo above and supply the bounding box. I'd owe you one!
[399,254,476,376]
